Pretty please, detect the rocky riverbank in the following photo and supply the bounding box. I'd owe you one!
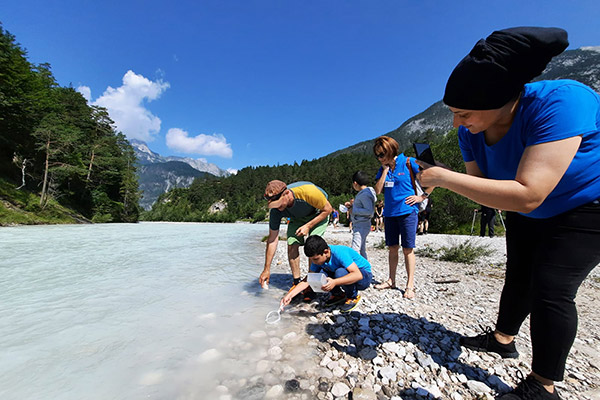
[215,227,600,400]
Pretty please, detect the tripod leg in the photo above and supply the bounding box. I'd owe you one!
[496,209,506,230]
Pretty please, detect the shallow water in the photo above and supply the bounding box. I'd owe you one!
[0,222,293,400]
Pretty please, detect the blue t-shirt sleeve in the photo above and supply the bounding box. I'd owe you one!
[375,166,383,180]
[458,126,476,162]
[526,84,600,146]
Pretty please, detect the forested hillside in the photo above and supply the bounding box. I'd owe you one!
[0,24,140,224]
[144,130,481,234]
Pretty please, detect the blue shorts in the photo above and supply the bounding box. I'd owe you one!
[384,212,418,249]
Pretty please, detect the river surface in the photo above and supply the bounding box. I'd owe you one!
[0,222,292,400]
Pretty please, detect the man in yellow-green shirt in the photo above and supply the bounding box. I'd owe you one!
[259,180,332,290]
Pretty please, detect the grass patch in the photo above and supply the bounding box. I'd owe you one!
[416,239,495,264]
[374,238,387,249]
[0,178,87,226]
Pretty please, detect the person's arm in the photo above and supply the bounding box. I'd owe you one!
[259,229,279,285]
[281,281,310,306]
[321,264,363,291]
[296,200,333,237]
[375,167,389,195]
[416,136,582,212]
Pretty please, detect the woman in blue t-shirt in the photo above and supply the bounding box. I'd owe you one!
[418,27,600,400]
[373,135,429,299]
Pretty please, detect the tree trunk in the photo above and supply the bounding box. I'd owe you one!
[86,149,95,182]
[13,154,27,190]
[16,158,26,189]
[40,139,50,206]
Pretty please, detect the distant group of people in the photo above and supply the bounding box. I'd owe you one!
[257,26,600,400]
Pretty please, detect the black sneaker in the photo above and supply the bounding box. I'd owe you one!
[497,376,561,399]
[460,326,519,358]
[302,287,316,302]
[324,293,346,306]
[340,295,361,312]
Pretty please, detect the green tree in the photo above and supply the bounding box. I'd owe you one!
[32,113,80,206]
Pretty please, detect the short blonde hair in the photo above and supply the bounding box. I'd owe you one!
[373,136,399,158]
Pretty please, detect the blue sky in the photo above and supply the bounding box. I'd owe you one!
[2,1,599,173]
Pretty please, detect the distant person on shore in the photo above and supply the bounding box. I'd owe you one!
[281,236,372,312]
[476,205,496,237]
[331,209,339,227]
[259,180,333,294]
[346,198,354,232]
[417,27,600,399]
[417,198,432,235]
[373,135,430,299]
[345,171,376,259]
[374,200,384,232]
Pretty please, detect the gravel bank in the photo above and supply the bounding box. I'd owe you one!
[217,227,600,400]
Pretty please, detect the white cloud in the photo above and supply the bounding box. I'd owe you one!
[166,128,233,158]
[77,85,91,102]
[92,70,170,142]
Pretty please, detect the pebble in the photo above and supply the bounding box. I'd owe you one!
[331,382,350,397]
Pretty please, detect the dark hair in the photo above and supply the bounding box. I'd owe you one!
[352,170,370,186]
[373,136,399,158]
[304,236,329,257]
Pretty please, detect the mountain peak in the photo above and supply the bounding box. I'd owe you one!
[581,46,600,53]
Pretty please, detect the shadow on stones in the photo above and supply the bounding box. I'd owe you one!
[241,273,293,297]
[305,311,512,399]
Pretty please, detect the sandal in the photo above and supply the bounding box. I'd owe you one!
[403,286,416,299]
[374,280,397,290]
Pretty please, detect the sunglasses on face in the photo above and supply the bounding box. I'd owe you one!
[264,188,286,202]
[376,152,386,159]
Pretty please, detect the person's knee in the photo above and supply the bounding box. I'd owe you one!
[388,244,400,252]
[402,247,414,256]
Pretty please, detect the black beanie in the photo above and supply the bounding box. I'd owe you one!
[443,27,569,110]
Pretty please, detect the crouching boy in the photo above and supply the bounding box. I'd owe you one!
[281,236,372,312]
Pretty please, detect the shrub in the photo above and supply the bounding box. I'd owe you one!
[416,239,494,264]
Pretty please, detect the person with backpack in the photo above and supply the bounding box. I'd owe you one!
[373,135,430,299]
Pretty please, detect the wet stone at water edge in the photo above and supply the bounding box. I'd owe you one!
[284,379,300,392]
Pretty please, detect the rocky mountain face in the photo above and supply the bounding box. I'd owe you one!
[131,140,229,210]
[137,161,213,210]
[328,46,600,157]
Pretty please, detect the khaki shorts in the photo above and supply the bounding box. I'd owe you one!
[287,216,329,246]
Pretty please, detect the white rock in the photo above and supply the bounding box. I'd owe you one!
[256,360,270,373]
[265,385,284,398]
[379,366,398,381]
[372,356,385,366]
[451,393,464,400]
[333,366,345,377]
[466,380,492,394]
[331,382,351,397]
[250,330,267,339]
[283,332,298,342]
[197,348,220,363]
[382,342,400,353]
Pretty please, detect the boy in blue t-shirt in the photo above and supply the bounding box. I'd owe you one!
[281,236,372,312]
